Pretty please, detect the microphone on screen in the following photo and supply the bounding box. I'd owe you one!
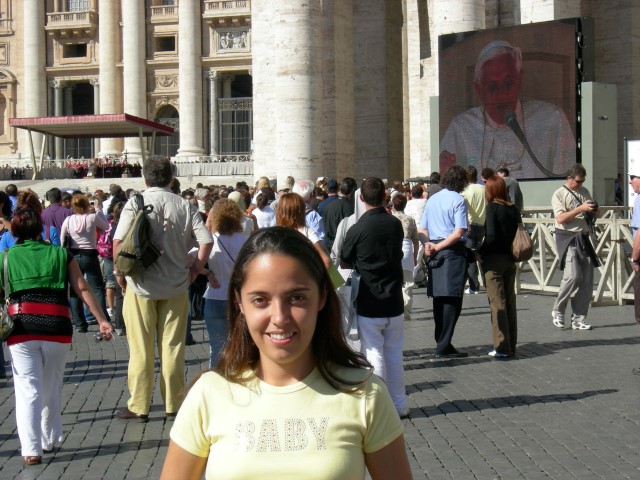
[503,110,560,177]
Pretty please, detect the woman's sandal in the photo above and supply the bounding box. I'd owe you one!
[24,455,42,465]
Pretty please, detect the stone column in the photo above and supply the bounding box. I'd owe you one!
[51,80,66,159]
[122,0,147,159]
[176,0,204,159]
[99,0,122,156]
[91,78,100,158]
[252,0,324,185]
[22,0,47,165]
[64,84,75,158]
[222,74,234,99]
[519,0,581,24]
[421,0,485,173]
[208,71,220,156]
[219,74,236,154]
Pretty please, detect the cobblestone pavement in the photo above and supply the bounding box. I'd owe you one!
[1,287,639,479]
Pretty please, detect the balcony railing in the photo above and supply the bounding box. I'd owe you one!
[45,11,98,37]
[0,18,13,35]
[149,5,179,23]
[203,0,251,25]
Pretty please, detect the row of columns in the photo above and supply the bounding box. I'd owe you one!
[19,0,241,162]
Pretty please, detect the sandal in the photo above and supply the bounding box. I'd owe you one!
[24,455,41,465]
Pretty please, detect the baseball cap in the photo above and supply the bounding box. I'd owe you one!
[630,168,640,178]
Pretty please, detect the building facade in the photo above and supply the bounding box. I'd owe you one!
[0,1,638,186]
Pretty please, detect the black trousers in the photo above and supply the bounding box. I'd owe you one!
[433,296,463,354]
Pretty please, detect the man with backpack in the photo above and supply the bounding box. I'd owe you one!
[112,156,212,422]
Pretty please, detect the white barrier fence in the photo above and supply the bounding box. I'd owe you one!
[517,206,635,306]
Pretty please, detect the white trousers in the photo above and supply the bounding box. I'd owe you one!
[357,314,407,412]
[10,340,69,456]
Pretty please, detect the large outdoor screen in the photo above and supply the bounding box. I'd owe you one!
[438,19,584,180]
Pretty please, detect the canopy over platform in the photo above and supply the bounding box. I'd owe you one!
[9,113,174,138]
[9,114,174,179]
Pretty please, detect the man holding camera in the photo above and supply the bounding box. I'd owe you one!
[550,163,600,330]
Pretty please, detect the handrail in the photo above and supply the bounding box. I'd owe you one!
[517,207,635,306]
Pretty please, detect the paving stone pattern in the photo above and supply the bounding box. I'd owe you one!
[1,288,639,479]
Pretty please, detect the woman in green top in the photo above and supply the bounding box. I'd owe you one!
[2,206,113,466]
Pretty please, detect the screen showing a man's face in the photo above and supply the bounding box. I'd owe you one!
[475,53,523,125]
[438,20,579,180]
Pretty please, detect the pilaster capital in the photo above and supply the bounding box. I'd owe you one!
[206,70,220,81]
[90,78,99,87]
[49,79,67,89]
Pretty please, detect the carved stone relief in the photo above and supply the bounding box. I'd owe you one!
[216,29,250,53]
[153,95,179,111]
[155,74,178,89]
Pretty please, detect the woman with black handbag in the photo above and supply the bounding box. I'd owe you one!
[478,176,522,358]
[2,206,112,466]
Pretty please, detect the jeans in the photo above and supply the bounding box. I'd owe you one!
[69,250,108,330]
[203,299,228,368]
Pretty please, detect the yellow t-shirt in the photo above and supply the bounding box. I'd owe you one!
[461,183,486,225]
[170,367,404,479]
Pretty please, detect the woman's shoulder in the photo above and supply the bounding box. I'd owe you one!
[326,364,376,390]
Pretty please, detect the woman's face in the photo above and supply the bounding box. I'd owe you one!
[237,252,326,385]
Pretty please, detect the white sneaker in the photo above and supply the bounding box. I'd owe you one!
[464,288,479,295]
[107,307,115,319]
[488,350,510,358]
[552,310,564,328]
[571,314,591,330]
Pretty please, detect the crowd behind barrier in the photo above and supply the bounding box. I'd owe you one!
[0,156,255,180]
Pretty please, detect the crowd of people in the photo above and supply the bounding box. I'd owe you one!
[0,156,626,474]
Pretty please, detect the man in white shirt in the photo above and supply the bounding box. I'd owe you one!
[440,40,575,179]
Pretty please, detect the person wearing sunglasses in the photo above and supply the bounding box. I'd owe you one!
[550,163,600,331]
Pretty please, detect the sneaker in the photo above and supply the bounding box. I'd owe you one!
[571,315,591,330]
[488,350,510,358]
[551,310,564,328]
[107,307,115,319]
[464,288,479,295]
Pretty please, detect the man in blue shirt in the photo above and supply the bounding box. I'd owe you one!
[419,165,469,357]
